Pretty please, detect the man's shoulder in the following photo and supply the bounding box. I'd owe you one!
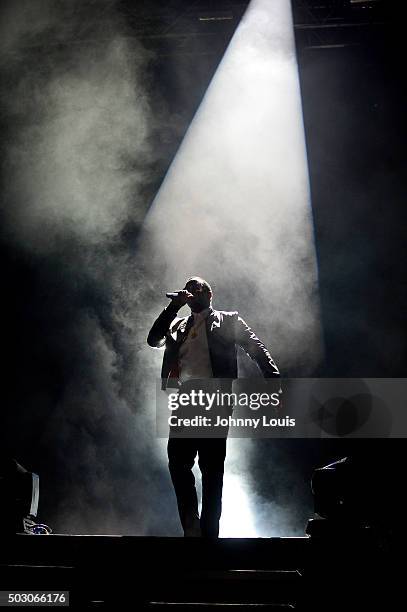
[211,309,239,320]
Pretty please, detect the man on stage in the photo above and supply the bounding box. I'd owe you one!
[147,276,280,537]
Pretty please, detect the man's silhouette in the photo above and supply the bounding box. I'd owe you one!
[147,276,280,537]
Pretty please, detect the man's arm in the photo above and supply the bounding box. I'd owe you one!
[147,290,193,348]
[147,302,180,348]
[235,315,280,378]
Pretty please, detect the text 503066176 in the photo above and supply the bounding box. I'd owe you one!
[0,592,69,607]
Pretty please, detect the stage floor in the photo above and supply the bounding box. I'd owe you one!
[0,532,399,609]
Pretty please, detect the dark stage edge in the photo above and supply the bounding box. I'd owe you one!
[0,532,400,610]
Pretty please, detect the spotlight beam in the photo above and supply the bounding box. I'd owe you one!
[141,0,323,537]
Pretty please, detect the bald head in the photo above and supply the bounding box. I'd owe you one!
[184,276,213,312]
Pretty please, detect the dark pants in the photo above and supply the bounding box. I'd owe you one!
[167,437,227,538]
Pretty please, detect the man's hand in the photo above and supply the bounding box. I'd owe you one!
[166,290,194,310]
[148,292,192,348]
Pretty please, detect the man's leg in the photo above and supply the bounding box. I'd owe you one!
[198,438,227,538]
[167,437,201,536]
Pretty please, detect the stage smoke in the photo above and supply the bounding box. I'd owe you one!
[138,0,322,535]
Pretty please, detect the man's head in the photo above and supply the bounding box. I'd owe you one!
[184,276,213,313]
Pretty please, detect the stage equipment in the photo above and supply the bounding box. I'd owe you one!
[0,457,50,535]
